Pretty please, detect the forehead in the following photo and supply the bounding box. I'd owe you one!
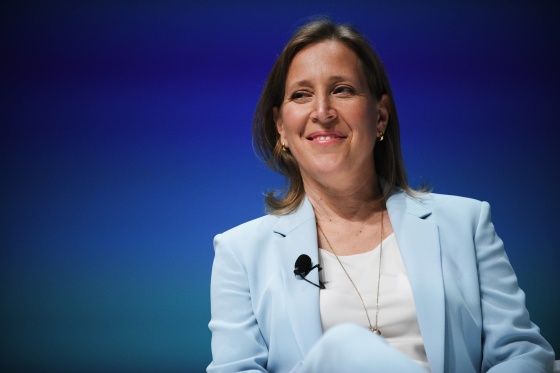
[286,40,364,82]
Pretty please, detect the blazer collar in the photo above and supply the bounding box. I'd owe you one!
[271,191,445,373]
[272,196,316,237]
[387,190,445,373]
[272,197,323,358]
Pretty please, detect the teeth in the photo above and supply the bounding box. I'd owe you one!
[316,135,333,141]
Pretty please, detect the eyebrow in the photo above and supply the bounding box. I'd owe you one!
[286,79,313,89]
[286,76,354,89]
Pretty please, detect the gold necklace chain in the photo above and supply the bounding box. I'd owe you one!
[317,209,384,335]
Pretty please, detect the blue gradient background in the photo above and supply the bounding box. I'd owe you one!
[1,1,559,371]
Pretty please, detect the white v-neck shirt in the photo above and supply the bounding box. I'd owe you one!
[319,233,430,371]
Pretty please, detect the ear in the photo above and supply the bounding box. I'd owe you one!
[376,94,390,136]
[273,107,287,146]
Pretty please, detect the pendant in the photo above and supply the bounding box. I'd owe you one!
[369,326,381,335]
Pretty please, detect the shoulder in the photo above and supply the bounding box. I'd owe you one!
[391,189,486,214]
[215,213,280,248]
[390,189,489,230]
[419,192,485,213]
[427,193,491,234]
[424,192,489,227]
[215,196,315,251]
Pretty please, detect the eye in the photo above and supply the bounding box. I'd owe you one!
[289,91,312,102]
[333,85,355,95]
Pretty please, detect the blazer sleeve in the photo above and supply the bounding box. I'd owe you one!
[207,233,269,373]
[475,201,555,373]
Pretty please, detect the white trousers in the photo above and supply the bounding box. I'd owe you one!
[296,323,428,373]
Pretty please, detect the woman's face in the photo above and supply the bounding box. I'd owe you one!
[274,40,389,188]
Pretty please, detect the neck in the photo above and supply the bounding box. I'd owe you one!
[304,172,385,223]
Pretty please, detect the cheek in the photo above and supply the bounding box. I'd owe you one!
[356,106,379,135]
[279,107,306,137]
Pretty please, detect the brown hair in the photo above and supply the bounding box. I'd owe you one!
[253,18,412,215]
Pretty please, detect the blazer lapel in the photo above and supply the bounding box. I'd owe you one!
[387,191,445,373]
[272,197,323,359]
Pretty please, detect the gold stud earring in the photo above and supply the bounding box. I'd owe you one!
[281,142,288,151]
[378,133,384,142]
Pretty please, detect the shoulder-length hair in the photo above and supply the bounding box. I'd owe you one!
[253,18,412,215]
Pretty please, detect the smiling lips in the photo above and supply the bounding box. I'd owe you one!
[306,131,347,144]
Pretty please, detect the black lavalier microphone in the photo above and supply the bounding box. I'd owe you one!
[294,254,325,289]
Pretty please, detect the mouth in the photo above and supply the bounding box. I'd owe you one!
[306,131,347,142]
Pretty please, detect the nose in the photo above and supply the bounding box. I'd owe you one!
[311,94,337,124]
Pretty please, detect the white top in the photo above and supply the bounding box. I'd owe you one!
[319,233,430,372]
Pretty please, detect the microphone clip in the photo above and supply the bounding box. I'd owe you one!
[294,254,325,289]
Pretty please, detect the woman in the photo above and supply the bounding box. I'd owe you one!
[208,19,554,373]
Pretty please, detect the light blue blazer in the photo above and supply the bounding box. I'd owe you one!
[208,190,554,373]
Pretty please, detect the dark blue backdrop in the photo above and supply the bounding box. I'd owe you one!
[2,1,558,371]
